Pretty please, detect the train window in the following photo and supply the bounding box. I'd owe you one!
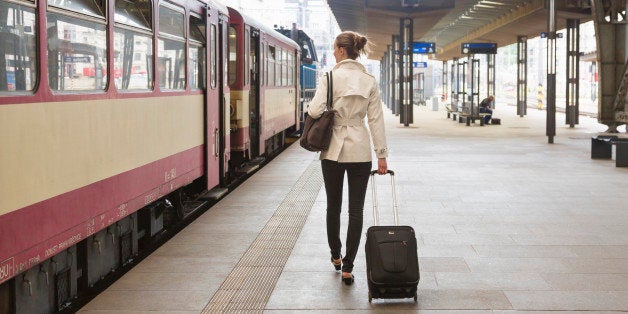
[47,12,107,91]
[114,0,152,30]
[48,0,105,19]
[158,3,184,38]
[189,14,206,90]
[210,24,216,89]
[158,4,185,90]
[228,26,236,85]
[268,45,275,86]
[281,49,287,86]
[114,0,153,91]
[287,52,293,86]
[0,1,37,93]
[189,14,205,43]
[113,29,153,90]
[275,48,281,87]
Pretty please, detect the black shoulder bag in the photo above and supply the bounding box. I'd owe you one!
[300,71,335,152]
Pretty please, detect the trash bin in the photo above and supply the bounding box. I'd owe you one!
[431,97,439,111]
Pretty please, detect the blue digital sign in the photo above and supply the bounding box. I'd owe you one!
[461,42,497,54]
[412,42,435,54]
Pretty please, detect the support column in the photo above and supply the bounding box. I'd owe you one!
[451,58,458,107]
[546,0,557,143]
[400,18,413,126]
[442,60,448,102]
[566,19,580,127]
[471,58,480,115]
[392,35,400,115]
[458,58,467,109]
[591,0,627,132]
[380,53,386,107]
[487,54,496,102]
[517,35,528,117]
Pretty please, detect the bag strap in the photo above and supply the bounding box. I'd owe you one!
[326,70,333,111]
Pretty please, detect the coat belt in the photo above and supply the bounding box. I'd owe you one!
[334,117,364,127]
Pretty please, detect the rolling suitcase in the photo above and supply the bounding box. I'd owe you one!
[365,170,419,303]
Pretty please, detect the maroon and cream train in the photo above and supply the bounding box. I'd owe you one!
[0,0,302,312]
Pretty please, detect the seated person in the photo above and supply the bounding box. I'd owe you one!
[479,95,494,124]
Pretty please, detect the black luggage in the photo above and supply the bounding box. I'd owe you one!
[365,170,419,303]
[366,170,420,302]
[490,118,501,125]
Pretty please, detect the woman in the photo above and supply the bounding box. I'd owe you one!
[307,31,388,285]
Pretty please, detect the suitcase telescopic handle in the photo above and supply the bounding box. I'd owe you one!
[370,170,398,226]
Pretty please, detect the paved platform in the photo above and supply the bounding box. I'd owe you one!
[80,103,628,313]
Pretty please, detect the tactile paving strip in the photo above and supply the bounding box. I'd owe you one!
[202,161,322,313]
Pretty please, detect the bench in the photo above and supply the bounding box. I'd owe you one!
[458,112,490,126]
[591,135,628,167]
[445,105,458,120]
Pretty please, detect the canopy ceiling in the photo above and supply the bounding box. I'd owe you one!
[326,0,594,61]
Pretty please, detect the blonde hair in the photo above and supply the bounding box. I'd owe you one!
[335,31,370,59]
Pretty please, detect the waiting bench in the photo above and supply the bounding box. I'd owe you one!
[458,108,490,126]
[591,135,628,167]
[446,105,458,120]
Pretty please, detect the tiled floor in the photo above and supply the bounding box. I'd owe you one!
[80,103,628,313]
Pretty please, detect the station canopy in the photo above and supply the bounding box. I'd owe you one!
[326,0,593,61]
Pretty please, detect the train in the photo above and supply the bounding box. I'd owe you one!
[0,0,317,312]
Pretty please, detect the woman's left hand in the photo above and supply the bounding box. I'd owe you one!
[377,158,388,174]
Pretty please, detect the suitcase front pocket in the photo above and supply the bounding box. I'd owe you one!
[378,240,408,273]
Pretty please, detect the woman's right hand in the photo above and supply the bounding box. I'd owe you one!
[377,158,387,175]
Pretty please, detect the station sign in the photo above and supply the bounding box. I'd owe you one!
[461,42,497,54]
[413,42,435,54]
[413,62,427,68]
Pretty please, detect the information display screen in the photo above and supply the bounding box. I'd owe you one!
[413,42,435,54]
[461,42,497,54]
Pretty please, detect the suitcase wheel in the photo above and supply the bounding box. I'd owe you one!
[414,291,418,302]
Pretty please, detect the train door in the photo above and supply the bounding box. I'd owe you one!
[219,13,231,184]
[248,28,261,158]
[204,7,220,191]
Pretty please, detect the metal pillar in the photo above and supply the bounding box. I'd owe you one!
[487,54,495,103]
[566,19,580,127]
[380,54,385,106]
[457,59,466,111]
[400,18,413,126]
[417,72,425,105]
[392,35,400,116]
[517,35,528,117]
[591,0,627,132]
[546,0,557,143]
[451,58,458,108]
[442,60,448,102]
[471,58,480,116]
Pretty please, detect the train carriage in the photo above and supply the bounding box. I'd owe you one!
[227,8,300,170]
[0,0,235,312]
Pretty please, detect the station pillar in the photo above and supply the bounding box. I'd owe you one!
[470,57,480,115]
[517,35,528,117]
[591,0,627,133]
[451,58,458,108]
[392,35,400,116]
[546,0,557,143]
[442,60,448,102]
[399,17,413,126]
[487,54,496,104]
[565,19,580,127]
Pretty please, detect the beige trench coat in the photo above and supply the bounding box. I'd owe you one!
[307,59,388,162]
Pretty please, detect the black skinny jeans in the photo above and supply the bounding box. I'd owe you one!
[321,159,371,273]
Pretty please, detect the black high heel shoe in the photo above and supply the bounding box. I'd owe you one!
[331,256,341,271]
[341,272,354,285]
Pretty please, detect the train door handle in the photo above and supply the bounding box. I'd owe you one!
[214,128,219,158]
